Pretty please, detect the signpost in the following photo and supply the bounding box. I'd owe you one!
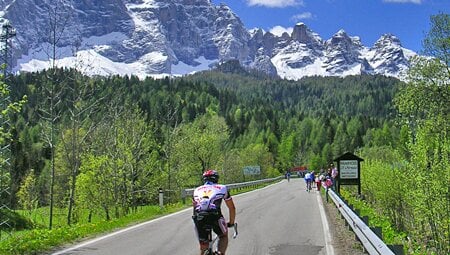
[334,152,364,195]
[243,166,260,176]
[243,166,260,181]
[340,160,359,179]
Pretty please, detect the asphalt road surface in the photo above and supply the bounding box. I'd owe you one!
[52,178,334,255]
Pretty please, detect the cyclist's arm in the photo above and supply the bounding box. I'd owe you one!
[225,198,236,225]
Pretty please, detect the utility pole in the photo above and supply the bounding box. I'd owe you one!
[1,22,15,76]
[0,21,16,237]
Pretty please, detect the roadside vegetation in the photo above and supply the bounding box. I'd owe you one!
[0,14,447,255]
[341,14,449,255]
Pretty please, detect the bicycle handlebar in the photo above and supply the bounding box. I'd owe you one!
[230,223,238,239]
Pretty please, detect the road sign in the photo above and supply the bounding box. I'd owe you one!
[340,160,358,179]
[243,166,260,175]
[334,152,364,195]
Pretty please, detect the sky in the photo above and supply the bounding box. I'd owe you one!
[211,0,450,53]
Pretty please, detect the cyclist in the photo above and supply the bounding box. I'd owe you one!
[192,170,236,255]
[304,171,312,192]
[285,171,291,182]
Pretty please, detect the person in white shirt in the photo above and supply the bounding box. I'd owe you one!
[192,170,236,255]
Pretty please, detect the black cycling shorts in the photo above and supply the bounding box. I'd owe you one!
[193,213,228,243]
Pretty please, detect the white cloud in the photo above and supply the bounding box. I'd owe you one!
[383,0,422,4]
[269,26,293,36]
[246,0,303,8]
[291,12,313,22]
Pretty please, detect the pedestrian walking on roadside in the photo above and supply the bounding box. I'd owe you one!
[316,174,324,191]
[331,164,338,191]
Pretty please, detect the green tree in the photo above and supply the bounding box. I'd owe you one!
[321,143,333,166]
[17,170,39,214]
[0,75,27,235]
[394,13,449,255]
[111,107,159,213]
[240,142,275,180]
[59,72,104,225]
[396,14,449,134]
[39,0,75,228]
[347,117,363,149]
[172,113,229,187]
[332,121,350,156]
[75,155,110,222]
[423,13,450,67]
[277,132,296,171]
[87,103,160,217]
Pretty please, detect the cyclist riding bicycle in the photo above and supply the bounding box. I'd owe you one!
[192,170,236,255]
[304,171,313,192]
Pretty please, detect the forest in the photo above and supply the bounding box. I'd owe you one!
[7,69,399,209]
[0,14,448,255]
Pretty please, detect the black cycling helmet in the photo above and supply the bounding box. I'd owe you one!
[203,169,219,183]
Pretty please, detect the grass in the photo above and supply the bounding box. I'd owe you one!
[0,203,188,255]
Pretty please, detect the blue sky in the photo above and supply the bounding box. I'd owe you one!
[211,0,449,53]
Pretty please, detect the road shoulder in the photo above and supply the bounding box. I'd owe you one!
[320,192,366,255]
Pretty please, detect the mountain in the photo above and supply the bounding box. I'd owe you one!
[0,0,416,80]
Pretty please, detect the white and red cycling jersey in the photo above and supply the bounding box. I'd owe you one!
[192,182,231,213]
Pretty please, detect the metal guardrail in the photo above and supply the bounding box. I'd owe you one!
[327,189,396,255]
[181,176,283,203]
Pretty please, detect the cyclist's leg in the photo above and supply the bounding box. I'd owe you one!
[218,234,228,255]
[214,217,229,255]
[193,217,210,255]
[200,242,209,255]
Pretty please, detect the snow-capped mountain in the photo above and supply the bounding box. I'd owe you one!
[0,0,415,80]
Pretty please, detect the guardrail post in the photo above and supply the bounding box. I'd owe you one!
[388,245,404,255]
[159,188,164,209]
[371,227,383,239]
[362,215,369,225]
[181,189,186,204]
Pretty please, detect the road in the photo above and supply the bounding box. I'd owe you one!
[52,178,334,255]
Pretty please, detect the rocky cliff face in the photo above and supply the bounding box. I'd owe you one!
[0,0,415,79]
[368,34,411,76]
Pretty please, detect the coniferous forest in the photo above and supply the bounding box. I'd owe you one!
[11,69,399,207]
[0,14,448,255]
[8,70,399,208]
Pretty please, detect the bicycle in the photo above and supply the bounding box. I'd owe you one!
[203,223,238,255]
[306,179,312,192]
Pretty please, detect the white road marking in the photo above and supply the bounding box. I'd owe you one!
[317,191,335,255]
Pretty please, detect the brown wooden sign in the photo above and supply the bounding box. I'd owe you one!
[333,152,364,195]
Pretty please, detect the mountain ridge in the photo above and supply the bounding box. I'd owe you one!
[0,0,415,80]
